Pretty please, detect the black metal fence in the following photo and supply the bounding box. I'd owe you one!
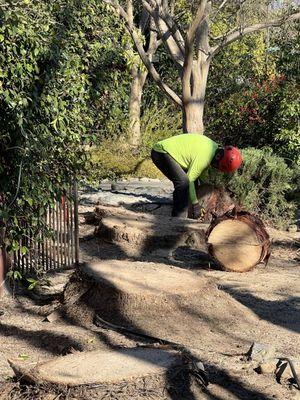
[12,184,79,274]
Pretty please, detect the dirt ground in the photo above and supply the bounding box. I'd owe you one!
[0,199,299,400]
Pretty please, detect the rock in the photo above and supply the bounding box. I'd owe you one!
[288,225,298,233]
[43,310,62,323]
[247,342,276,362]
[256,358,279,374]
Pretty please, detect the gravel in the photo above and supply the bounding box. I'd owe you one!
[79,179,173,207]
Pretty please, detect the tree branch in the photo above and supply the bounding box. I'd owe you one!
[102,0,128,20]
[183,0,208,99]
[130,26,182,106]
[209,0,229,22]
[210,12,300,58]
[142,0,185,68]
[195,2,211,62]
[147,16,159,60]
[102,0,182,107]
[187,0,208,42]
[161,9,185,54]
[127,0,134,28]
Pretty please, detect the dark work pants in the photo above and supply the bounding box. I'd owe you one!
[151,149,189,217]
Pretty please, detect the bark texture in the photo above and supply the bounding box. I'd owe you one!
[128,67,148,148]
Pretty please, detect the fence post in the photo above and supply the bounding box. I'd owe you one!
[0,248,7,298]
[73,181,79,267]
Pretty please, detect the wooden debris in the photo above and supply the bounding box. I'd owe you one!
[188,183,236,222]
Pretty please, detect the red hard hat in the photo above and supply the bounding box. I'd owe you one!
[217,146,243,173]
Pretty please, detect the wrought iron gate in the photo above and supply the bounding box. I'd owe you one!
[12,184,79,274]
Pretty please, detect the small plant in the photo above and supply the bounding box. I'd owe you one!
[26,277,39,291]
[6,270,40,292]
[6,270,22,282]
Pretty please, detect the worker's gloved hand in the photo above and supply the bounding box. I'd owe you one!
[192,203,204,219]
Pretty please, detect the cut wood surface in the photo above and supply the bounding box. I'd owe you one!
[8,348,182,386]
[206,211,270,272]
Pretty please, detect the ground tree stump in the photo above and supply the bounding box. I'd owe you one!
[8,348,193,399]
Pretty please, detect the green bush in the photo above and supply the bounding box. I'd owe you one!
[207,76,300,166]
[139,104,182,157]
[86,104,181,182]
[87,140,164,182]
[88,139,138,181]
[202,147,297,228]
[135,159,164,179]
[0,0,124,252]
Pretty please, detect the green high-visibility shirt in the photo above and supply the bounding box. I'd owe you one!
[153,134,218,205]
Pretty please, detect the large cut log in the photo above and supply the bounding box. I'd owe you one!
[206,211,271,272]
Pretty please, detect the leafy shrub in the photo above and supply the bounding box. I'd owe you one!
[87,140,164,182]
[207,76,300,166]
[202,147,297,228]
[139,103,182,157]
[135,159,164,179]
[87,104,181,182]
[88,139,138,182]
[0,0,124,253]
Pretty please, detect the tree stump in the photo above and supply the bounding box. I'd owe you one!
[206,211,270,272]
[188,183,236,222]
[8,348,192,399]
[94,206,208,252]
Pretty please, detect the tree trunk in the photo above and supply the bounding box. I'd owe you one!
[183,101,205,133]
[182,61,209,134]
[128,66,148,149]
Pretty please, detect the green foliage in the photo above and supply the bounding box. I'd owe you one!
[88,139,163,182]
[26,277,39,291]
[6,269,40,292]
[135,159,164,179]
[87,104,181,181]
[202,148,297,228]
[207,76,300,166]
[275,84,300,164]
[0,0,125,253]
[6,270,22,281]
[271,15,299,81]
[139,104,182,157]
[89,139,138,181]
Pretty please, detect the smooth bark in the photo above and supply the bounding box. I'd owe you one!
[103,0,300,135]
[128,67,148,148]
